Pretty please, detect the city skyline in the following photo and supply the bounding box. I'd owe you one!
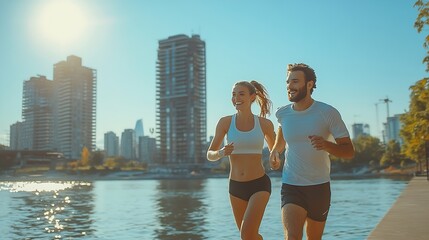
[0,0,427,149]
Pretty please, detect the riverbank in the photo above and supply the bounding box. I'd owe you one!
[368,175,429,239]
[0,168,416,182]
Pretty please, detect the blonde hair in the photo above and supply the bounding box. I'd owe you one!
[234,80,272,118]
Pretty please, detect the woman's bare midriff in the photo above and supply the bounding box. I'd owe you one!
[229,153,266,182]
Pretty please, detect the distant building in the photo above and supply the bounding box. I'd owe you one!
[10,121,24,150]
[21,75,54,150]
[121,129,136,160]
[52,55,97,159]
[352,123,370,140]
[386,114,404,145]
[134,119,144,158]
[104,131,119,157]
[156,34,207,165]
[139,136,157,164]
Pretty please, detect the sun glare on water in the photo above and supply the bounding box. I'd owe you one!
[33,0,89,47]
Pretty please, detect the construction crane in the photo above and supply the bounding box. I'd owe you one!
[374,102,380,137]
[380,97,392,118]
[377,97,392,144]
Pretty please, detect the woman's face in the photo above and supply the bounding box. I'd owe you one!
[231,84,255,111]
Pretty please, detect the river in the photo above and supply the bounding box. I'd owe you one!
[0,176,409,239]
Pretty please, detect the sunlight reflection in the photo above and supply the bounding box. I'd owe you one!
[0,181,90,193]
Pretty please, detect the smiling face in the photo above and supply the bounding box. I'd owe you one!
[286,70,312,102]
[232,84,256,111]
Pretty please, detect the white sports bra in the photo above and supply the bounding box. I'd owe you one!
[226,114,264,154]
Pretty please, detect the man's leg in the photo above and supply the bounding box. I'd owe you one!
[282,203,307,240]
[304,182,330,240]
[305,218,326,240]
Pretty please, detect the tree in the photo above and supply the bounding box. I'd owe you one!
[400,78,429,166]
[90,150,105,167]
[351,135,385,167]
[380,140,406,167]
[80,146,90,167]
[414,0,429,71]
[331,135,384,170]
[399,1,429,169]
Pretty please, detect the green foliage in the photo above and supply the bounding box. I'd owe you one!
[380,140,406,167]
[331,135,384,169]
[352,135,385,166]
[414,0,429,71]
[399,1,429,164]
[400,78,429,162]
[104,157,127,170]
[90,150,105,167]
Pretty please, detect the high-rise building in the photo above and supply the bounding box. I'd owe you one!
[104,131,119,157]
[21,75,53,150]
[52,55,97,159]
[139,136,157,164]
[135,119,144,139]
[121,129,136,160]
[10,121,24,150]
[156,34,206,165]
[134,119,144,158]
[386,114,403,145]
[351,123,370,140]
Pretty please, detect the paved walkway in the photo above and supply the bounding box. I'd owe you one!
[367,175,429,240]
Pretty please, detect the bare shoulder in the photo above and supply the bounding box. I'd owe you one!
[219,115,232,124]
[258,116,274,130]
[258,116,273,125]
[217,115,233,131]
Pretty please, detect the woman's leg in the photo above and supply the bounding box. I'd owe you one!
[230,194,248,231]
[240,191,270,240]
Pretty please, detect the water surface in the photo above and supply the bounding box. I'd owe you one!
[0,177,409,239]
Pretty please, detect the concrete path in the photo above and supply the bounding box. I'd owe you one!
[367,175,429,240]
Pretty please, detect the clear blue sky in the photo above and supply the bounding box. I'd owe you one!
[0,0,426,149]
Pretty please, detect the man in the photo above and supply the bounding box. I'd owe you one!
[270,63,355,240]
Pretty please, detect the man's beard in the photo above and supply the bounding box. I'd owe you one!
[288,85,308,102]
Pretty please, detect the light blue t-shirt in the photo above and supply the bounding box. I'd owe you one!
[276,101,350,186]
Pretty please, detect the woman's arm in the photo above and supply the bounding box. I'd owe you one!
[260,117,276,151]
[269,126,286,170]
[207,117,232,161]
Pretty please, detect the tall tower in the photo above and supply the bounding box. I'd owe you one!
[156,34,207,165]
[134,119,144,159]
[121,129,136,160]
[52,55,97,159]
[22,75,53,150]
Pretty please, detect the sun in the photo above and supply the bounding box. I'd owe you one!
[34,0,89,47]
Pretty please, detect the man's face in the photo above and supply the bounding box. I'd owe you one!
[286,70,308,102]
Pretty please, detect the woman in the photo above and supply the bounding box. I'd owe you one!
[207,80,275,240]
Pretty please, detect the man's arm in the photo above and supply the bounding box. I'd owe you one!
[308,136,355,159]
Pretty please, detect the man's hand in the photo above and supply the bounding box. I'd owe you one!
[308,135,328,151]
[269,150,281,170]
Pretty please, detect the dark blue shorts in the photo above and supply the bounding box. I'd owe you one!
[229,174,271,201]
[281,182,331,222]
